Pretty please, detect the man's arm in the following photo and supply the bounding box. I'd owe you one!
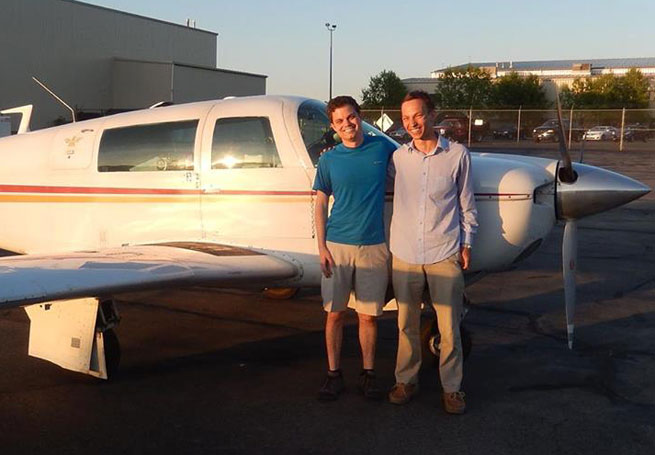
[315,190,335,277]
[457,149,478,270]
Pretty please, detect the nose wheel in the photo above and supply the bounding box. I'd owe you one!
[420,318,472,366]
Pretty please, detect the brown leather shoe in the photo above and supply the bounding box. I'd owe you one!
[442,391,466,414]
[388,383,419,405]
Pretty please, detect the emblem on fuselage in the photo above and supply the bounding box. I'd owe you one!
[64,135,81,155]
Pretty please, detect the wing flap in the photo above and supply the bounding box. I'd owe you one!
[0,244,299,308]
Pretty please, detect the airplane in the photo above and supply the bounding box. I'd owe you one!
[0,95,649,379]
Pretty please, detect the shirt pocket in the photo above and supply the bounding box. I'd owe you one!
[429,175,453,200]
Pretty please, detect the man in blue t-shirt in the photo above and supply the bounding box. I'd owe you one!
[313,96,395,401]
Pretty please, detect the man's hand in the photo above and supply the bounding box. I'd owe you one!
[319,246,336,278]
[459,246,471,270]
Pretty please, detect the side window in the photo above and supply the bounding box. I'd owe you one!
[98,120,197,172]
[297,100,337,167]
[211,117,281,169]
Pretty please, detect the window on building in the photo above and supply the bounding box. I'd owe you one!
[98,120,197,172]
[211,117,281,169]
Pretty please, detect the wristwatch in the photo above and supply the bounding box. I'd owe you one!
[461,243,472,250]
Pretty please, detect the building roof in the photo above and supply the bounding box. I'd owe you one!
[114,58,267,79]
[401,77,436,83]
[65,0,217,36]
[435,57,655,73]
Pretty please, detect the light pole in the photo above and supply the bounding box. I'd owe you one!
[325,22,336,100]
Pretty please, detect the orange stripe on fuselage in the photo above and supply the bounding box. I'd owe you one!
[0,184,530,202]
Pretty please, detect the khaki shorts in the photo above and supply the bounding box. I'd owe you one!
[321,241,390,316]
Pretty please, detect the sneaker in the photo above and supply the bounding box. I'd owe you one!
[388,383,419,405]
[358,370,382,400]
[442,391,466,414]
[318,371,344,401]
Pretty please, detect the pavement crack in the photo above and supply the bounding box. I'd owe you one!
[473,305,565,343]
[611,276,655,298]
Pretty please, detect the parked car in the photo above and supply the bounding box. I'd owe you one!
[532,119,584,142]
[492,124,520,140]
[623,124,650,142]
[583,126,619,141]
[434,115,489,142]
[387,126,410,143]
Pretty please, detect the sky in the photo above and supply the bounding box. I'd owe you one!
[83,0,655,102]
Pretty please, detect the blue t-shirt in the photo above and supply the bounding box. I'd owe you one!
[312,135,395,245]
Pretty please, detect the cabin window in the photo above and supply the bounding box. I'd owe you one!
[98,120,197,172]
[211,117,281,169]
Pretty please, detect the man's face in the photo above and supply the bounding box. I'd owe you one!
[401,98,436,141]
[330,105,363,146]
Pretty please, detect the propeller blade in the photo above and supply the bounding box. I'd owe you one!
[562,220,578,349]
[555,90,576,183]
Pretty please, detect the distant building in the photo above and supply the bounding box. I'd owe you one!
[0,0,267,130]
[403,58,655,106]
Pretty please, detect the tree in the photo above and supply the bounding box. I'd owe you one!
[432,66,493,108]
[560,68,650,109]
[492,72,549,108]
[361,70,407,108]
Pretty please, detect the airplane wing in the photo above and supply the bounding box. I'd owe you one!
[0,242,299,309]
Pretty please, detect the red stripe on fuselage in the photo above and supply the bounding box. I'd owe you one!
[0,185,529,198]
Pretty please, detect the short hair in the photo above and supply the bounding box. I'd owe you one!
[326,96,361,122]
[402,91,435,112]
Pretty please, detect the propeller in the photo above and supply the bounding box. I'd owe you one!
[551,91,650,349]
[562,220,577,349]
[555,90,578,349]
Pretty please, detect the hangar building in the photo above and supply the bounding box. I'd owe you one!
[0,0,267,131]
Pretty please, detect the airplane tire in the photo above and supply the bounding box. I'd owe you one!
[103,328,121,380]
[420,317,472,367]
[262,287,299,300]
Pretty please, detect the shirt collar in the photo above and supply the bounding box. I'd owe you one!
[406,135,450,156]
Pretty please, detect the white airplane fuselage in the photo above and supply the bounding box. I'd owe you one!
[0,96,561,287]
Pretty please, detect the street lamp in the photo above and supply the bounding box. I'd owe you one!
[325,22,337,100]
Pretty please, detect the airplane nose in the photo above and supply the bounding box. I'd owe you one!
[556,162,651,221]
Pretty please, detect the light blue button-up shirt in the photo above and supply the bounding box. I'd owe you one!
[390,136,478,265]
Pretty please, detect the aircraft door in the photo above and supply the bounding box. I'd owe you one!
[199,99,314,252]
[91,113,205,247]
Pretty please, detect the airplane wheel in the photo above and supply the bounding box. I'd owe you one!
[103,328,121,380]
[262,287,299,300]
[420,317,471,367]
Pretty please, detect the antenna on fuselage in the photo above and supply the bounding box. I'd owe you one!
[32,76,76,123]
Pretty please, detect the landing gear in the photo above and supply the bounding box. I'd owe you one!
[102,328,121,380]
[95,299,121,379]
[262,287,299,300]
[420,294,473,366]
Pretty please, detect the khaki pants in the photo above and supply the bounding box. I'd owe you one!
[392,253,464,393]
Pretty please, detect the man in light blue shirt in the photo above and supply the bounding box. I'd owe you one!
[388,91,478,414]
[313,96,395,401]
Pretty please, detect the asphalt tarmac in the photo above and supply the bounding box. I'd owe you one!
[0,150,654,454]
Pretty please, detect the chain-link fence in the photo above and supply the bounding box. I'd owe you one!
[361,108,655,152]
